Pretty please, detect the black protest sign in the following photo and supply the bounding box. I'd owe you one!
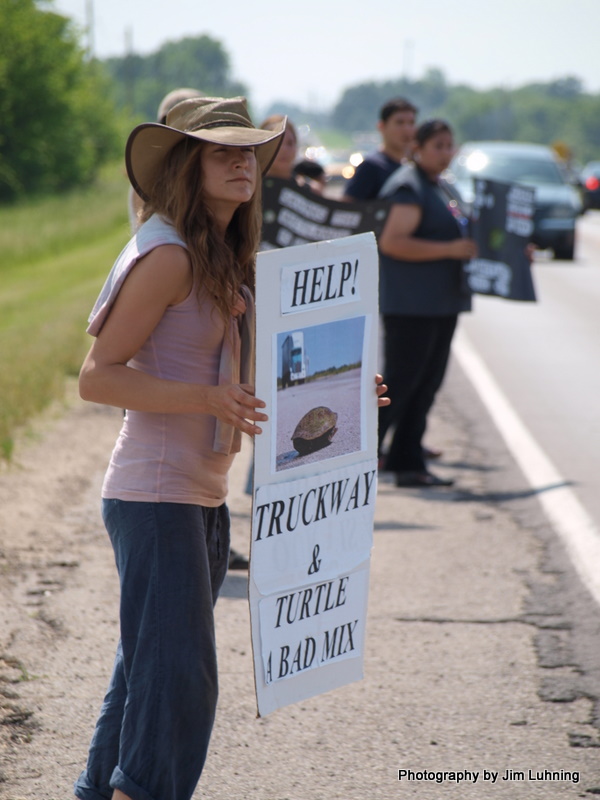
[465,178,537,302]
[261,176,390,250]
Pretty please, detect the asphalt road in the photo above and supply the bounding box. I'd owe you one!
[458,212,600,546]
[447,211,600,765]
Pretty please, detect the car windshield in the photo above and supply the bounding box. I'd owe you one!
[453,151,565,186]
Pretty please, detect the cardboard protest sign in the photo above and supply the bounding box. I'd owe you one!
[261,176,390,250]
[464,178,537,302]
[250,233,379,716]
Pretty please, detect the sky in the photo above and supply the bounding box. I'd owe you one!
[52,0,600,115]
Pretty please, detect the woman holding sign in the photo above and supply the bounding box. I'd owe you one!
[75,94,389,800]
[377,119,478,487]
[74,97,286,800]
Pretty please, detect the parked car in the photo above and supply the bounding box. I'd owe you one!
[580,161,600,211]
[444,141,583,260]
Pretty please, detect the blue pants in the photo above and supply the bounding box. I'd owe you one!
[74,500,230,800]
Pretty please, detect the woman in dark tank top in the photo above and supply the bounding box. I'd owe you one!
[377,120,478,487]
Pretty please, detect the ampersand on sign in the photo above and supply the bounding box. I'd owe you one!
[308,544,322,575]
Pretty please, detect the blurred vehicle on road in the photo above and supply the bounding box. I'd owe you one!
[445,141,583,260]
[304,147,364,189]
[580,161,600,211]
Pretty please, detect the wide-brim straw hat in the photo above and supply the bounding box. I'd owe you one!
[126,96,286,202]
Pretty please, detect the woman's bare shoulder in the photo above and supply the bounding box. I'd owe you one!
[130,244,193,305]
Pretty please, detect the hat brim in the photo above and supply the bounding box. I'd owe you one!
[126,120,285,202]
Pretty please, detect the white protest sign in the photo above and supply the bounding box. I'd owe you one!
[259,565,370,686]
[280,253,361,314]
[252,461,376,596]
[250,233,379,716]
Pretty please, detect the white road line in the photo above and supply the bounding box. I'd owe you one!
[453,326,600,606]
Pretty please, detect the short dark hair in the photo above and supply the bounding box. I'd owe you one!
[293,159,326,181]
[414,119,453,146]
[379,97,418,123]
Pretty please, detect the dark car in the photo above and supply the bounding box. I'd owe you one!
[445,141,583,260]
[580,161,600,211]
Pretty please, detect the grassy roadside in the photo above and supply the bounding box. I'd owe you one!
[0,163,131,458]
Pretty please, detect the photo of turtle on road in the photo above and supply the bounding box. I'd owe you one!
[275,368,362,470]
[291,406,338,455]
[275,317,365,472]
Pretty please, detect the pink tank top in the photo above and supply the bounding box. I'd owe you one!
[87,215,253,507]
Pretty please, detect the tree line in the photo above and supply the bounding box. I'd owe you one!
[0,0,120,202]
[2,2,599,203]
[102,35,248,121]
[331,69,600,164]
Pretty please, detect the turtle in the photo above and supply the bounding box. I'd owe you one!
[292,406,338,455]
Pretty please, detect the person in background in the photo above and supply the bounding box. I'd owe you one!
[343,96,444,463]
[261,114,298,179]
[343,97,417,202]
[293,158,327,194]
[74,97,286,800]
[261,116,327,195]
[241,113,299,498]
[243,114,390,496]
[128,87,205,232]
[376,119,478,487]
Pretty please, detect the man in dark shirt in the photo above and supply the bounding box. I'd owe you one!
[343,97,417,202]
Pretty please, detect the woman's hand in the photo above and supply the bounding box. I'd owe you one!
[525,243,537,263]
[447,237,478,260]
[207,383,268,436]
[375,374,390,408]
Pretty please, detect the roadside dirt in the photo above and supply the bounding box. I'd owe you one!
[0,386,123,797]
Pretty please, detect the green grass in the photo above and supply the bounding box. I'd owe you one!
[0,163,131,457]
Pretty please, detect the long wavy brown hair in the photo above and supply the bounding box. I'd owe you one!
[141,138,262,324]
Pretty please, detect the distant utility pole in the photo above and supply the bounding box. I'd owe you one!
[85,0,95,59]
[402,39,414,80]
[124,26,135,114]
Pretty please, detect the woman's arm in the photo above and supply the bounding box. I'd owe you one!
[378,203,478,261]
[79,245,268,436]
